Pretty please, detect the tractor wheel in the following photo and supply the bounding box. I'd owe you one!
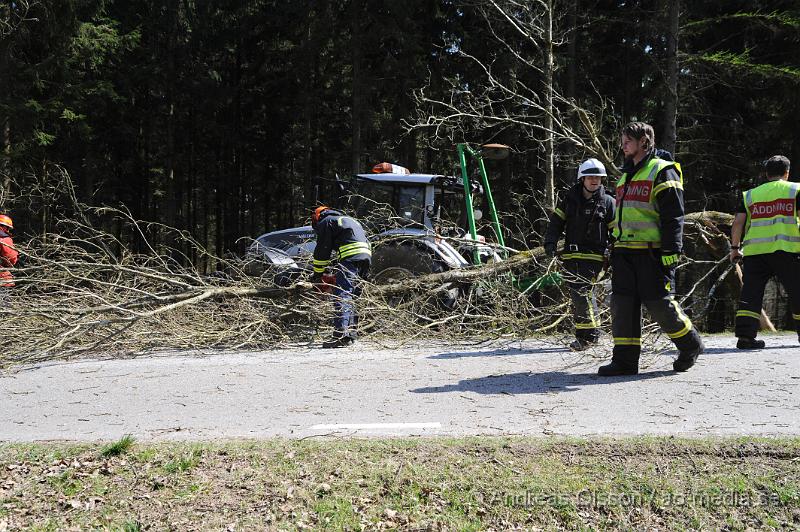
[372,266,415,285]
[370,242,438,283]
[370,242,460,310]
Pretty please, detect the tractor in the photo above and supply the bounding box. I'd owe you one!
[247,143,541,292]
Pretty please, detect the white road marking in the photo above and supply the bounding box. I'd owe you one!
[310,422,442,430]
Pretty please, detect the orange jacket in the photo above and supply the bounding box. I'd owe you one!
[0,229,18,287]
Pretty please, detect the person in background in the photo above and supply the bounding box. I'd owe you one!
[0,214,18,301]
[544,158,615,350]
[730,155,800,349]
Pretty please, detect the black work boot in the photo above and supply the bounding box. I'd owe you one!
[322,336,355,349]
[598,361,638,376]
[673,341,704,372]
[569,339,590,351]
[570,334,599,352]
[736,337,765,350]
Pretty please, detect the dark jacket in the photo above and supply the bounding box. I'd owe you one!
[312,212,371,274]
[615,149,684,254]
[545,183,615,258]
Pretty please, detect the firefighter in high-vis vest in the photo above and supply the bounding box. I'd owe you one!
[599,122,704,376]
[311,206,372,348]
[730,155,800,349]
[544,158,616,351]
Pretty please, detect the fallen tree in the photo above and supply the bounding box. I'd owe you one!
[0,207,786,368]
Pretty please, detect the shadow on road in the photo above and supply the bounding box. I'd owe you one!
[697,345,793,355]
[430,342,795,361]
[429,347,568,359]
[410,370,674,395]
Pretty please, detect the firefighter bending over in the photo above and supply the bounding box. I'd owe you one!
[599,122,704,376]
[544,158,615,351]
[311,206,372,348]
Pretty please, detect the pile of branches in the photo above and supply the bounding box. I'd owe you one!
[0,205,751,369]
[1,208,310,365]
[0,205,568,367]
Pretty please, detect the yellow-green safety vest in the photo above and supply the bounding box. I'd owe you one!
[612,157,682,250]
[742,180,800,256]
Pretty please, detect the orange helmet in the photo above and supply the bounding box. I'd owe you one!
[0,214,12,230]
[311,205,330,228]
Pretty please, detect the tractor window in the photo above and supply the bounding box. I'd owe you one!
[436,189,468,228]
[397,186,426,224]
[348,181,394,220]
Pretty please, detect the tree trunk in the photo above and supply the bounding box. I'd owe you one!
[215,149,223,261]
[565,0,577,104]
[662,0,679,155]
[0,8,11,202]
[563,0,578,180]
[543,0,555,209]
[302,7,316,206]
[1,113,9,204]
[165,0,179,233]
[350,0,363,174]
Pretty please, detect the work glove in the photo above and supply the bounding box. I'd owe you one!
[661,253,679,269]
[544,243,556,258]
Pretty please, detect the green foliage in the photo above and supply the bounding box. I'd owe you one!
[689,49,800,82]
[683,10,800,31]
[69,19,137,72]
[33,130,56,146]
[100,434,135,457]
[163,447,203,474]
[121,519,143,532]
[60,108,86,121]
[47,469,83,497]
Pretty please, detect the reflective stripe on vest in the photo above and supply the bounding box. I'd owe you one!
[613,158,680,249]
[742,180,800,256]
[338,241,371,259]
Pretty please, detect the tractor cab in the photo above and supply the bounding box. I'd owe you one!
[338,169,482,235]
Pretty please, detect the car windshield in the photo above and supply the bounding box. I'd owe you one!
[255,230,315,252]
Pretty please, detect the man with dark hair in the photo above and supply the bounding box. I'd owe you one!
[311,205,372,348]
[730,155,800,349]
[599,122,704,376]
[544,158,615,350]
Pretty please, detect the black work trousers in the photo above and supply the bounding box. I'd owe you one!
[735,251,800,339]
[611,252,703,368]
[563,259,603,342]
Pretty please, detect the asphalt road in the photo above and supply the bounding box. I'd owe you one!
[1,334,798,441]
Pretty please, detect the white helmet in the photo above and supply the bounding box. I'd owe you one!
[577,158,607,182]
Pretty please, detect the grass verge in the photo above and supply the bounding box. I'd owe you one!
[1,437,799,530]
